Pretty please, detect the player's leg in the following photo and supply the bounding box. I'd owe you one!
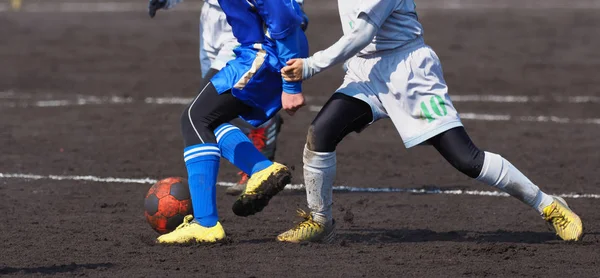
[182,81,287,212]
[429,127,550,206]
[226,115,282,195]
[232,114,280,161]
[226,118,254,193]
[197,43,291,217]
[216,42,283,195]
[277,93,374,243]
[206,60,291,217]
[217,116,291,217]
[202,4,285,194]
[394,45,582,241]
[157,80,256,244]
[373,43,582,240]
[428,127,583,241]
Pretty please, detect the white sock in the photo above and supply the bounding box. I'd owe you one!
[303,145,335,225]
[476,151,553,214]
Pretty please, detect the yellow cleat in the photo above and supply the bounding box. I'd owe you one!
[156,215,225,244]
[226,171,248,196]
[277,209,336,243]
[232,162,291,216]
[542,196,583,241]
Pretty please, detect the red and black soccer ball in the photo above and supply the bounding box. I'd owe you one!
[144,177,193,234]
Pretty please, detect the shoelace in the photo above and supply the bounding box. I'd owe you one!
[291,209,321,232]
[175,215,194,230]
[248,128,267,151]
[546,205,569,229]
[555,209,570,229]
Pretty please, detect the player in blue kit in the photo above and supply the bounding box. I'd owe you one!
[150,0,308,196]
[149,0,309,243]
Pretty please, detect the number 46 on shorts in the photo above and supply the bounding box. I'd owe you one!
[420,95,448,122]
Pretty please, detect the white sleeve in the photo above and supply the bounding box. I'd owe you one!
[356,0,399,28]
[302,14,377,80]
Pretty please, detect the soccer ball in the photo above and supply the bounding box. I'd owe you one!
[144,177,193,234]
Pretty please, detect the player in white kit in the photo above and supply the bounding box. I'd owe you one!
[277,0,583,243]
[149,0,308,195]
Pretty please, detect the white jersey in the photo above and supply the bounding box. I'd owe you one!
[199,2,237,74]
[338,0,422,56]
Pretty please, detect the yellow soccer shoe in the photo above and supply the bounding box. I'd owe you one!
[232,162,291,217]
[156,215,226,244]
[226,171,249,196]
[542,196,583,241]
[277,209,336,243]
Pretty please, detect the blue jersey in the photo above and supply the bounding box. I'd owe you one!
[211,0,309,126]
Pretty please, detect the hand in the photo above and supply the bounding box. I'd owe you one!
[281,59,304,82]
[148,0,168,18]
[282,92,305,116]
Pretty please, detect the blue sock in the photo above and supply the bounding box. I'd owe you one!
[183,143,220,227]
[214,123,273,175]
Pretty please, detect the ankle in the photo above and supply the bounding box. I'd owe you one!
[311,212,333,226]
[534,191,554,215]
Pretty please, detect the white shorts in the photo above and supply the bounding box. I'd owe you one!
[337,38,463,148]
[199,2,238,77]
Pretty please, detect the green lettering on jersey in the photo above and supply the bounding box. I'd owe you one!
[349,20,354,30]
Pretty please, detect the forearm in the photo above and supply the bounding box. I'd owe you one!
[277,28,309,93]
[303,15,377,79]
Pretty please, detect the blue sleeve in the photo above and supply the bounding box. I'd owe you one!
[257,0,304,40]
[275,27,309,93]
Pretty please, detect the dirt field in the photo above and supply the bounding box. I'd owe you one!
[1,1,600,277]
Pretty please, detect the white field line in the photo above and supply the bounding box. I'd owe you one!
[2,92,600,125]
[2,92,600,104]
[308,105,600,125]
[451,95,600,104]
[1,172,599,199]
[459,113,600,125]
[0,97,134,107]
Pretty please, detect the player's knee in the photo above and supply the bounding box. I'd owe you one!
[306,124,336,152]
[180,105,193,131]
[182,103,211,129]
[305,125,319,151]
[180,104,212,145]
[180,105,195,140]
[448,148,485,179]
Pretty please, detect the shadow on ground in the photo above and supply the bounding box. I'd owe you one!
[339,228,561,244]
[0,263,114,275]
